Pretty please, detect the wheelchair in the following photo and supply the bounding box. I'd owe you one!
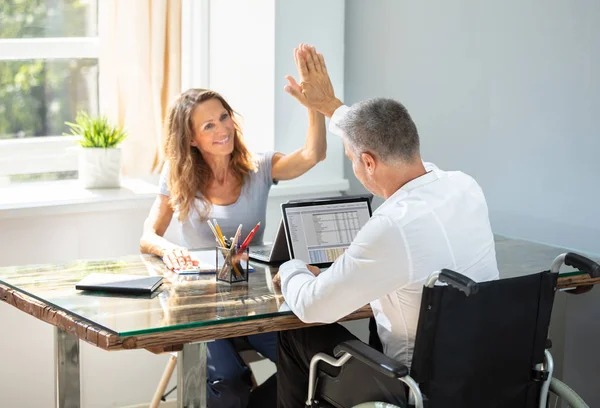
[306,252,600,408]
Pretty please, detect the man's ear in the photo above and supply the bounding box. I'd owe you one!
[361,152,376,175]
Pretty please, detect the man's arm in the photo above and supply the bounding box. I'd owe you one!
[328,104,351,137]
[279,215,411,323]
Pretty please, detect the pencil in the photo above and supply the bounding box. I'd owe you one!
[230,224,244,278]
[240,221,261,249]
[213,220,226,246]
[207,220,225,246]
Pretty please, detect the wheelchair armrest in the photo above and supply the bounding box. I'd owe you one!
[565,253,600,278]
[333,340,409,379]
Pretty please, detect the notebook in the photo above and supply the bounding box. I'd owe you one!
[76,273,163,295]
[177,250,254,275]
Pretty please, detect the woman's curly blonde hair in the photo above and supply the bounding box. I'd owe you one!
[163,89,255,222]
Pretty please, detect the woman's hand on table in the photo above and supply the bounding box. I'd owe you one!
[162,247,199,271]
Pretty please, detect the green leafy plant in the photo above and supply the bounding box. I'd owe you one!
[64,111,127,148]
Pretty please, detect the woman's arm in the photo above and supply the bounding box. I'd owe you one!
[271,109,326,181]
[140,195,176,257]
[140,195,197,270]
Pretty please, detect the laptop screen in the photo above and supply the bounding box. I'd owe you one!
[281,197,372,266]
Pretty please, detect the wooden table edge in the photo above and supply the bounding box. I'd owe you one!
[1,273,597,352]
[0,283,372,352]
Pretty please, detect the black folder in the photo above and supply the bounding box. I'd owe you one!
[76,273,163,295]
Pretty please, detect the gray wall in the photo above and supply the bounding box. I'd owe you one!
[343,0,600,404]
[344,0,600,255]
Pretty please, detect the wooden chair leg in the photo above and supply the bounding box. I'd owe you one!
[239,350,265,390]
[250,371,258,390]
[150,349,265,406]
[150,354,177,408]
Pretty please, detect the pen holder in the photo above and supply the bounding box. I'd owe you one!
[216,246,249,284]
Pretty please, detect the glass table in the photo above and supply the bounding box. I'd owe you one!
[0,251,370,408]
[0,239,598,408]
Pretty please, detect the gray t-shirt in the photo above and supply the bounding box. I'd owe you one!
[159,152,276,249]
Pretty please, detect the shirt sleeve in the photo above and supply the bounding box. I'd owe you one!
[328,105,351,138]
[158,161,171,197]
[254,151,277,186]
[279,214,412,323]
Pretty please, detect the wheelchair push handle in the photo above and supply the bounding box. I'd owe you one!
[429,269,479,296]
[564,253,600,278]
[551,252,600,276]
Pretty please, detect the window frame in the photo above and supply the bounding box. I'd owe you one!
[0,36,99,178]
[181,0,210,90]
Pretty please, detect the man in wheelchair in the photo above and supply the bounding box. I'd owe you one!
[276,44,500,407]
[277,44,597,408]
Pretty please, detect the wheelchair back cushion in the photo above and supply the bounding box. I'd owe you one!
[410,271,557,408]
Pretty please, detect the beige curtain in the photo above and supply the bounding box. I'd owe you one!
[99,0,181,176]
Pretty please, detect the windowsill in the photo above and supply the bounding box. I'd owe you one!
[0,178,349,220]
[0,179,158,219]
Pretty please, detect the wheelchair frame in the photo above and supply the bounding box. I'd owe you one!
[306,252,599,408]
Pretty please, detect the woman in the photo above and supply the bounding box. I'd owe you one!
[140,81,326,406]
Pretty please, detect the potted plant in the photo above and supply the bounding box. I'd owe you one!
[64,112,128,189]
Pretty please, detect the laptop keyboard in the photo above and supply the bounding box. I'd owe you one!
[251,249,271,256]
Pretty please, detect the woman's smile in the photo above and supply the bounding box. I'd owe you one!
[213,135,231,145]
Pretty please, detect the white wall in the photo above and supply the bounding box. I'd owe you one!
[206,0,347,188]
[209,0,276,153]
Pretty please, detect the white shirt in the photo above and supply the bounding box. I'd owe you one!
[279,105,500,368]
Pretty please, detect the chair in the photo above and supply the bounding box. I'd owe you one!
[150,337,268,407]
[306,252,599,408]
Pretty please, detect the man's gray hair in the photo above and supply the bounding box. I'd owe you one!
[339,98,420,163]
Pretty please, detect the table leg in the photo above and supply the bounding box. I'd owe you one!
[177,342,208,408]
[54,327,81,408]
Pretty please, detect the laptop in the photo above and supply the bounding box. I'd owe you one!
[248,194,374,264]
[248,219,290,263]
[281,195,373,268]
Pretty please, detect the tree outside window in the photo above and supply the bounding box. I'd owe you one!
[0,0,98,140]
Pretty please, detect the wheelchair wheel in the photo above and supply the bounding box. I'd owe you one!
[547,378,589,408]
[352,403,402,408]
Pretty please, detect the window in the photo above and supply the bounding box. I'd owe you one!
[0,0,99,184]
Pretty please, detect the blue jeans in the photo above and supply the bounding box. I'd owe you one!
[207,332,277,408]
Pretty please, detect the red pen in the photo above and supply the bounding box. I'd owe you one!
[240,222,261,249]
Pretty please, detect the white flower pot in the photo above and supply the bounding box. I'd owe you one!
[78,147,122,189]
